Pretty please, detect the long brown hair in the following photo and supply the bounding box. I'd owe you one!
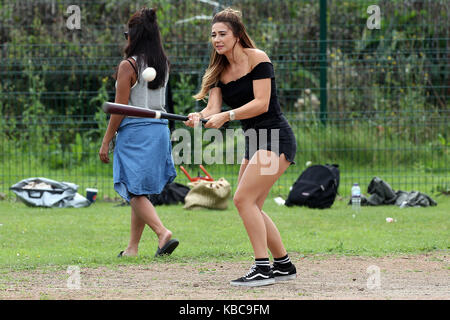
[193,8,256,101]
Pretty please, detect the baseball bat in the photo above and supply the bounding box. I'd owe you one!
[102,102,208,124]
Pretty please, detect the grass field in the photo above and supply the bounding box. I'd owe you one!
[0,194,448,271]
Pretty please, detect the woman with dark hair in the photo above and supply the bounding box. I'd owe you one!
[99,8,179,258]
[185,8,297,287]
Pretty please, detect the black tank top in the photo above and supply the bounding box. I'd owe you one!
[217,62,285,130]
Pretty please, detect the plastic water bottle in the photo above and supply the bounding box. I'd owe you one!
[351,183,361,212]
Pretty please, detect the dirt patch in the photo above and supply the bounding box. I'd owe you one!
[0,252,448,300]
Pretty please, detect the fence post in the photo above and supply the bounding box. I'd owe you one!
[319,0,328,125]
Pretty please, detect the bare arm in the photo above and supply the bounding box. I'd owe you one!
[185,86,223,127]
[225,78,270,120]
[99,60,136,163]
[204,50,272,129]
[199,86,223,117]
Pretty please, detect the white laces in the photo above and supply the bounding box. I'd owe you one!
[245,265,258,277]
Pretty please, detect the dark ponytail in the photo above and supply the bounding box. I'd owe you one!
[124,7,169,89]
[143,7,156,24]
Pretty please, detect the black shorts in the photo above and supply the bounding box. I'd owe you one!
[244,115,297,164]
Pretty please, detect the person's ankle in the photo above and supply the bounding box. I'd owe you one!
[157,229,172,248]
[122,249,138,257]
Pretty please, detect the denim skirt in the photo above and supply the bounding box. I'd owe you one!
[113,117,177,202]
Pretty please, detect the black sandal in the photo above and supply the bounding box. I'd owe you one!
[154,239,179,257]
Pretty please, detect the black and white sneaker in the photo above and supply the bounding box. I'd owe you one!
[272,263,297,282]
[230,265,275,287]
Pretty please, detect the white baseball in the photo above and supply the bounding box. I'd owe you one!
[142,67,156,82]
[386,217,394,223]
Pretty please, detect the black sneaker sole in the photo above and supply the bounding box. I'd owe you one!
[230,278,275,287]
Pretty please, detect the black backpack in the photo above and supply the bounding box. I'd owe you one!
[148,182,190,206]
[285,164,340,209]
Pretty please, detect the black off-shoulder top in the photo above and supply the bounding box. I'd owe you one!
[217,62,283,130]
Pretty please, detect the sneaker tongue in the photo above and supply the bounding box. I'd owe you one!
[245,265,257,277]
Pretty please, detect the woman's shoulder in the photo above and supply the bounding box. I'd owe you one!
[118,58,137,73]
[244,48,271,68]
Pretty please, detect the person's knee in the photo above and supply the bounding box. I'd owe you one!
[233,192,247,209]
[233,191,258,210]
[256,196,266,210]
[129,194,147,205]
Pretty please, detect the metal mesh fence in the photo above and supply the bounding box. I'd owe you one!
[0,0,448,201]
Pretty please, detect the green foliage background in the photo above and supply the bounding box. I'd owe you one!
[0,0,448,197]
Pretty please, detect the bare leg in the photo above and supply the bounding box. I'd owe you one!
[129,196,173,249]
[257,196,288,259]
[121,208,145,256]
[233,151,291,259]
[236,157,289,259]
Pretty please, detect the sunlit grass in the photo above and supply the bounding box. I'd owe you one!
[0,195,448,271]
